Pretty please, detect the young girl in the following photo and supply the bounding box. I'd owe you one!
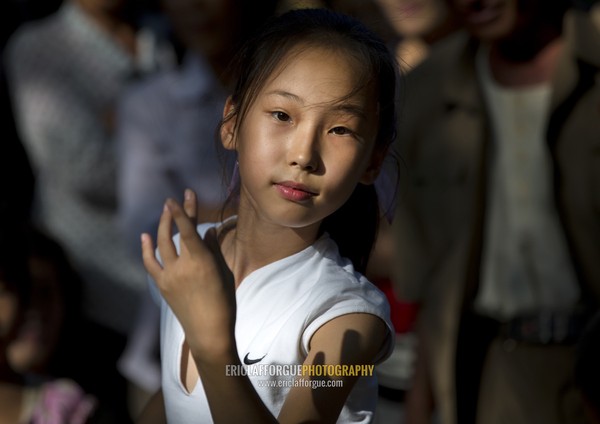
[139,8,399,423]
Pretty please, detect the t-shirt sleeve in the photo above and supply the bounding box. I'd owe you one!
[301,278,395,365]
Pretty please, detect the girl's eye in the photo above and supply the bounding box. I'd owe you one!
[330,126,352,136]
[272,111,291,122]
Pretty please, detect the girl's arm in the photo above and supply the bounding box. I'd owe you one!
[189,312,387,424]
[278,312,388,423]
[141,191,388,423]
[136,389,166,424]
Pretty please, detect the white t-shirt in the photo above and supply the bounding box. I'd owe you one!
[151,221,394,423]
[475,46,580,320]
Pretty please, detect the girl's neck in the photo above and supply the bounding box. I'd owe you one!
[220,211,320,287]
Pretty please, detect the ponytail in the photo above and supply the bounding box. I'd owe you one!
[320,183,379,274]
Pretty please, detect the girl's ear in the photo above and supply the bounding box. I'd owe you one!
[220,96,237,151]
[359,147,386,185]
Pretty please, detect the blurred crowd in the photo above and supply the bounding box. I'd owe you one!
[1,0,599,423]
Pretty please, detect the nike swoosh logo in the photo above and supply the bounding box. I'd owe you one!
[243,353,266,365]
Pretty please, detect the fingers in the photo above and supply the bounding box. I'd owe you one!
[165,198,204,257]
[147,190,204,270]
[183,188,198,222]
[141,233,163,279]
[156,201,178,264]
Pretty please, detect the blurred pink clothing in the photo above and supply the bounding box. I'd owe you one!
[22,379,97,424]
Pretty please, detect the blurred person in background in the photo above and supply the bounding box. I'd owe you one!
[3,0,173,421]
[6,230,83,383]
[115,0,279,415]
[0,226,97,424]
[373,0,459,72]
[391,0,600,423]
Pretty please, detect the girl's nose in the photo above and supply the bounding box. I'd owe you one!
[287,128,320,172]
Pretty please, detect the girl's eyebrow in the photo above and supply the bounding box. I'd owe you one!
[265,90,367,120]
[265,89,304,104]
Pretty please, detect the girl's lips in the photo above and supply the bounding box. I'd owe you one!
[274,182,317,202]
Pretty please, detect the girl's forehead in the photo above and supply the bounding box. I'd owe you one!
[270,44,360,79]
[260,45,373,103]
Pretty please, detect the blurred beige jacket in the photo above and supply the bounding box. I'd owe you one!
[391,9,600,424]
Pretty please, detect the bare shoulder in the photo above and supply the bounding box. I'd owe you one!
[309,313,389,364]
[278,314,389,423]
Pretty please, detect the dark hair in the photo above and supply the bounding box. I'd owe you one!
[221,8,399,273]
[26,229,84,377]
[0,225,31,345]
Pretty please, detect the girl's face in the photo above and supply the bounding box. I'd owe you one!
[223,45,382,232]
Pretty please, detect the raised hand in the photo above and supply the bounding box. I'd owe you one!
[141,189,236,358]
